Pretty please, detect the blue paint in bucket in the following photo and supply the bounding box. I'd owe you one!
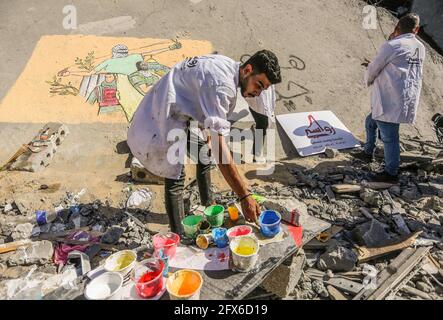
[211,228,229,248]
[259,210,281,237]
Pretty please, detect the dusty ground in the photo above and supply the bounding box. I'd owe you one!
[1,0,442,235]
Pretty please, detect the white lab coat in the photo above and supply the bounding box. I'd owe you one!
[127,55,239,179]
[245,85,276,127]
[366,33,426,124]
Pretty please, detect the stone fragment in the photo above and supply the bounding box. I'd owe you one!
[317,243,357,272]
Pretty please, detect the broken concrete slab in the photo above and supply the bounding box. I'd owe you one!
[7,241,54,267]
[317,242,358,272]
[130,157,164,184]
[360,189,384,207]
[8,123,69,172]
[263,197,308,226]
[352,219,392,248]
[11,223,34,241]
[261,250,306,299]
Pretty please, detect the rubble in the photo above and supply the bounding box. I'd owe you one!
[317,242,358,272]
[7,241,54,267]
[11,223,34,241]
[352,219,392,247]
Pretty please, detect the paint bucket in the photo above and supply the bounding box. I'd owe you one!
[197,219,211,234]
[104,250,137,278]
[259,210,281,238]
[166,269,203,300]
[153,232,180,259]
[196,233,213,250]
[204,205,225,227]
[131,258,165,299]
[212,227,229,248]
[182,215,203,239]
[227,225,253,242]
[84,272,123,300]
[229,235,259,272]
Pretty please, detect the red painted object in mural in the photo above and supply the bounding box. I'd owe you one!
[100,88,119,107]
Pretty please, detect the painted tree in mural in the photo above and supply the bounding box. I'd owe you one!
[48,39,182,122]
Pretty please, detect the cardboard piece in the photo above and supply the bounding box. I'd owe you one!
[276,110,360,156]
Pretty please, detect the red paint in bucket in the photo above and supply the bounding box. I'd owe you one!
[132,259,164,298]
[227,225,252,238]
[153,232,180,259]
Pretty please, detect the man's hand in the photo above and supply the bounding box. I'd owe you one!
[240,196,261,224]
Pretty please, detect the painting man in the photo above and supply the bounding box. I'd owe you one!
[127,51,282,235]
[358,13,426,183]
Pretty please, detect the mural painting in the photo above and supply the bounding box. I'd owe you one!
[0,35,213,123]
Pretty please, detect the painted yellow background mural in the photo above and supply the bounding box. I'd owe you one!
[0,35,213,123]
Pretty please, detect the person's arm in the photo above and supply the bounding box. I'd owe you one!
[212,134,261,223]
[366,42,395,86]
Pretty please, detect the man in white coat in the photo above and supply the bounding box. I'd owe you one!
[359,13,425,183]
[127,50,282,235]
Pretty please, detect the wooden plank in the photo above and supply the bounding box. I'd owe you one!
[356,231,422,263]
[353,248,415,300]
[0,239,32,254]
[331,184,361,193]
[401,285,432,300]
[366,247,431,300]
[327,285,348,300]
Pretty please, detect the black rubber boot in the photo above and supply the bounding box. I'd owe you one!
[164,169,186,235]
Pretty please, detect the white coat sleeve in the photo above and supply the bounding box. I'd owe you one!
[366,42,395,87]
[199,85,236,136]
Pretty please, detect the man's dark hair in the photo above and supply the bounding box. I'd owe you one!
[398,13,420,33]
[241,50,282,84]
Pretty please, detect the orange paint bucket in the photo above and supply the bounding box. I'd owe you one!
[166,270,203,300]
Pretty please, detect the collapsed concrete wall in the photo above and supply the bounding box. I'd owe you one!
[412,0,443,52]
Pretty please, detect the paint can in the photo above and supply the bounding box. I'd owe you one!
[197,219,211,234]
[259,210,281,238]
[104,250,137,279]
[211,227,229,248]
[226,225,253,242]
[84,272,123,300]
[196,233,213,250]
[131,258,165,299]
[204,205,225,227]
[153,232,180,259]
[166,269,203,300]
[229,235,259,272]
[181,215,203,239]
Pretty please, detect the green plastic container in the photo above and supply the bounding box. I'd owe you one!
[182,215,203,239]
[204,205,225,227]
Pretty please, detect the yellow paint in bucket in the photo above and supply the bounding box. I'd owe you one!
[166,270,203,300]
[229,235,259,272]
[234,245,255,256]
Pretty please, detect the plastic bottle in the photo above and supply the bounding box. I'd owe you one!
[35,210,58,225]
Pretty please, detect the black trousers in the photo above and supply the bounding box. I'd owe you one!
[164,128,213,235]
[249,107,269,157]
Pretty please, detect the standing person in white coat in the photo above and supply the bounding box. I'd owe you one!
[245,85,276,163]
[358,13,425,183]
[127,50,282,236]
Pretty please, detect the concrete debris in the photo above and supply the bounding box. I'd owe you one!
[324,148,338,159]
[317,242,358,272]
[11,223,34,241]
[7,241,54,267]
[352,219,392,247]
[360,188,384,207]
